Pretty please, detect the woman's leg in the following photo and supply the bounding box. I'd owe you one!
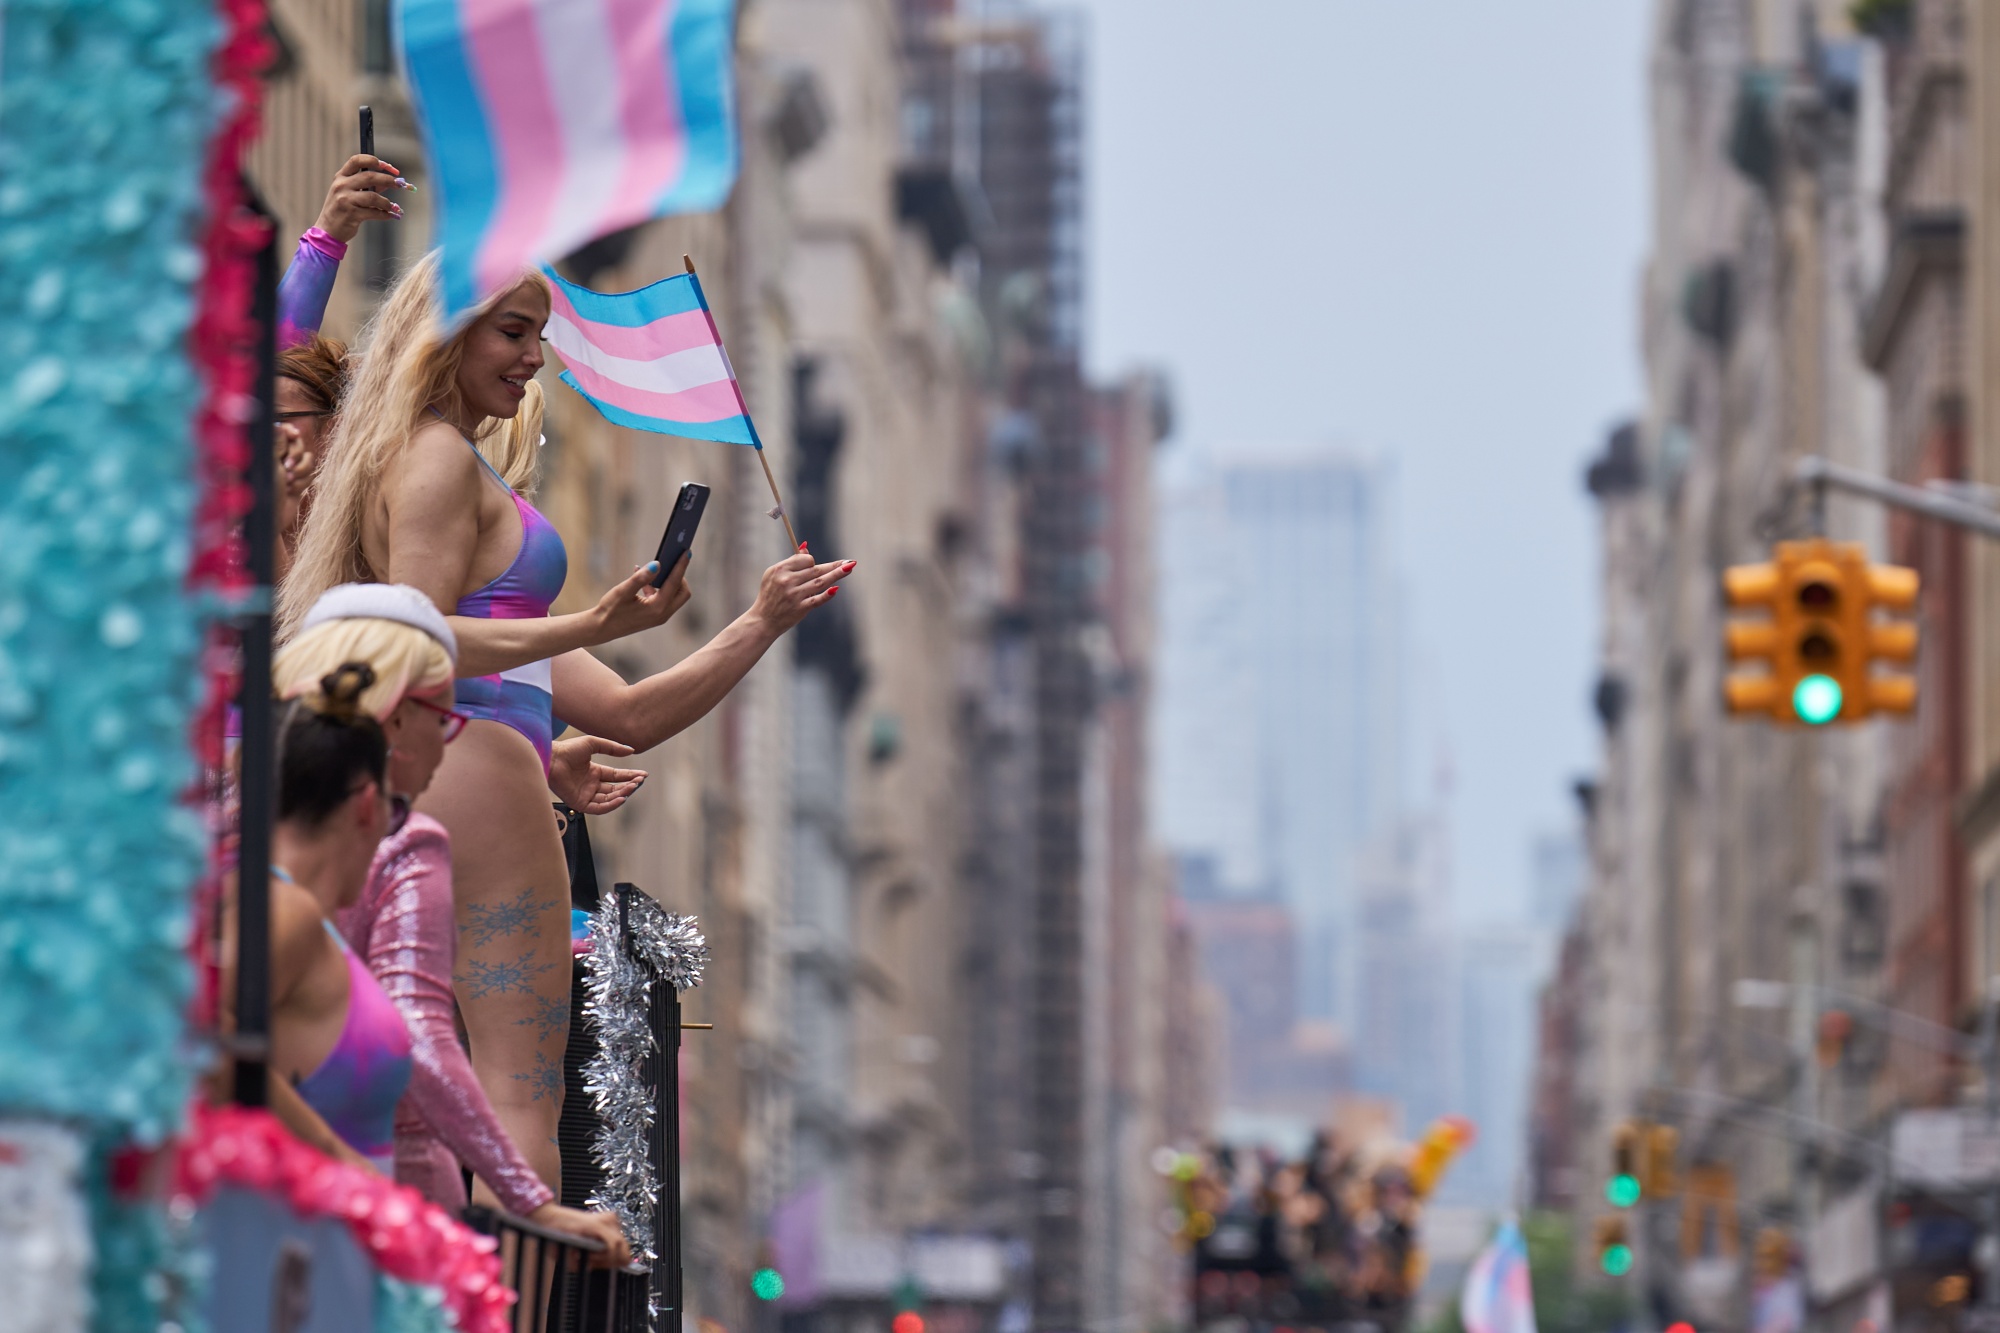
[418,721,572,1195]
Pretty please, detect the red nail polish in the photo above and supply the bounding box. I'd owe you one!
[798,541,809,552]
[826,586,838,598]
[842,560,856,572]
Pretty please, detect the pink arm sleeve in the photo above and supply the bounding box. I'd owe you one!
[362,824,555,1216]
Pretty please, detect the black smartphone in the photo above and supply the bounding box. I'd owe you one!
[653,483,710,585]
[359,105,374,158]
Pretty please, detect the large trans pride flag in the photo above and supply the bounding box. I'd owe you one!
[541,263,760,446]
[397,0,739,322]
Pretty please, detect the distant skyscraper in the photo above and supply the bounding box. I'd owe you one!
[1154,446,1404,1023]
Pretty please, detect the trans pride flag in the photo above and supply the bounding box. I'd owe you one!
[542,264,760,446]
[1461,1219,1538,1333]
[397,0,739,322]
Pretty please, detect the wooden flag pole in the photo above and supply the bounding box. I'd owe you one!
[684,253,802,551]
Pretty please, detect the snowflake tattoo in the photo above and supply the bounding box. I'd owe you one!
[465,888,540,948]
[462,950,554,1000]
[512,1055,562,1104]
[515,994,570,1044]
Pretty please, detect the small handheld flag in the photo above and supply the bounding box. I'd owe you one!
[545,256,801,548]
[542,262,758,447]
[1461,1219,1537,1333]
[397,0,740,322]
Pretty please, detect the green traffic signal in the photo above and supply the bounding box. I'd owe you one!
[1793,674,1842,725]
[1606,1174,1642,1208]
[1601,1243,1635,1277]
[752,1268,786,1301]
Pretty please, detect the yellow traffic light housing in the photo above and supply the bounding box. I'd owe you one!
[1608,1121,1642,1206]
[1722,539,1919,724]
[1595,1214,1634,1276]
[1641,1124,1680,1200]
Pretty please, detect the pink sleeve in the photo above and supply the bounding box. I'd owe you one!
[362,823,555,1217]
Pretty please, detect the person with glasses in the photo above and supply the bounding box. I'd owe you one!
[276,583,632,1265]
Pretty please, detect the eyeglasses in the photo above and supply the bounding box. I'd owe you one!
[408,695,470,743]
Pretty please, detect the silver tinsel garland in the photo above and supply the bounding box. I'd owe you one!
[580,888,707,1265]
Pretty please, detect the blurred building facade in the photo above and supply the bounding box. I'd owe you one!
[248,2,1201,1330]
[1154,448,1404,1030]
[1534,4,2000,1332]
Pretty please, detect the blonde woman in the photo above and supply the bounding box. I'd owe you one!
[278,253,853,1192]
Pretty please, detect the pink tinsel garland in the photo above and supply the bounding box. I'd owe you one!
[185,0,272,1037]
[177,1105,517,1332]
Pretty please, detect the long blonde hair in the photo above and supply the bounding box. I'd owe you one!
[278,251,552,639]
[275,616,455,721]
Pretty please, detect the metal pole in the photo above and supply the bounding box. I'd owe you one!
[1793,456,2000,541]
[1790,916,1819,1312]
[1981,977,2000,1315]
[232,190,279,1107]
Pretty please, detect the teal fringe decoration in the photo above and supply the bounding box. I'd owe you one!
[0,0,216,1138]
[1,1,222,1329]
[376,1274,458,1333]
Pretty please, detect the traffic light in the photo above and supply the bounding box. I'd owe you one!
[1641,1123,1680,1200]
[1753,1227,1792,1280]
[1608,1122,1642,1207]
[1595,1214,1634,1276]
[752,1267,786,1301]
[1722,539,1919,725]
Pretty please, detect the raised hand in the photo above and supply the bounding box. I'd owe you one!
[589,553,692,645]
[312,153,411,243]
[748,545,854,636]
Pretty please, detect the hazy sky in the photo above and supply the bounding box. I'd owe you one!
[1073,0,1651,921]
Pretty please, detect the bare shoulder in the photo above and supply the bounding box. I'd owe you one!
[269,879,334,992]
[387,418,483,501]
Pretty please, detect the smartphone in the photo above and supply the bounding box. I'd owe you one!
[359,105,374,159]
[653,483,710,586]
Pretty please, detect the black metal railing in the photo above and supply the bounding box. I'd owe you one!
[462,1205,644,1333]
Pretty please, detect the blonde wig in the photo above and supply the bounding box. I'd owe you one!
[277,251,552,639]
[275,616,454,722]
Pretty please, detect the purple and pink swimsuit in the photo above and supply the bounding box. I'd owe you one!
[295,921,414,1172]
[451,440,568,773]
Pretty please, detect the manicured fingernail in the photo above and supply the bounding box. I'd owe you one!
[842,561,856,572]
[826,586,838,598]
[394,177,414,190]
[646,561,660,574]
[389,203,404,218]
[798,541,809,551]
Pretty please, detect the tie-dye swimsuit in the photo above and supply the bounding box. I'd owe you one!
[452,435,569,772]
[295,921,414,1172]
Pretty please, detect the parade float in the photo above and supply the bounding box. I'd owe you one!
[0,1,726,1327]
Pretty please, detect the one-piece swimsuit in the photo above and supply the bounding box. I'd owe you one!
[450,434,569,772]
[295,921,415,1172]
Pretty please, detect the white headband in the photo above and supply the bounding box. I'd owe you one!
[299,583,459,665]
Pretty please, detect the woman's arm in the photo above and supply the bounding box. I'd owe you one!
[270,1075,380,1173]
[358,824,556,1216]
[275,154,405,348]
[386,421,687,678]
[552,551,850,751]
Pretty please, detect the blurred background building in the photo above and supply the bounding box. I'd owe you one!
[1530,5,2000,1333]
